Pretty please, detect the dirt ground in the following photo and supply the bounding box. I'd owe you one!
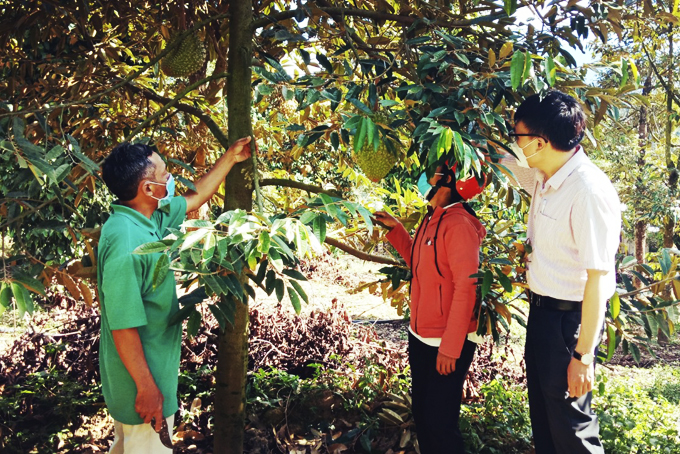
[0,253,403,357]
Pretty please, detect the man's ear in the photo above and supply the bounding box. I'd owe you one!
[139,179,153,198]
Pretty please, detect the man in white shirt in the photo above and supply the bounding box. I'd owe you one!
[503,91,621,454]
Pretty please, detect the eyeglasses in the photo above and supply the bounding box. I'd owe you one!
[508,133,547,143]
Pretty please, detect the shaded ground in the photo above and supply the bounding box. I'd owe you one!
[2,253,676,453]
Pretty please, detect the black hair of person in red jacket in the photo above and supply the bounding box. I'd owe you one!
[373,163,487,454]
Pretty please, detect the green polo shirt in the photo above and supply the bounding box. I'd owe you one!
[97,196,187,424]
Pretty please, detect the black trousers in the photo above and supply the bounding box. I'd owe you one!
[409,332,477,454]
[525,305,604,454]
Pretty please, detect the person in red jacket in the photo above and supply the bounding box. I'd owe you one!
[374,164,487,454]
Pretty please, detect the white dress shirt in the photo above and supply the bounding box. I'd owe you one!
[503,147,621,301]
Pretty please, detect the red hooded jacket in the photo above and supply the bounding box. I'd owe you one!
[385,203,486,359]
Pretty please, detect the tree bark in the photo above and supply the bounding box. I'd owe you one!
[213,1,253,453]
[634,74,652,268]
[664,24,676,250]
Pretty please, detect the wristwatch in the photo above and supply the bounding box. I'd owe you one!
[573,350,594,366]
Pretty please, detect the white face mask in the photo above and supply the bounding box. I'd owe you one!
[148,174,175,209]
[510,138,540,168]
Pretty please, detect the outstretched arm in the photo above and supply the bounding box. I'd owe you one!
[184,136,253,213]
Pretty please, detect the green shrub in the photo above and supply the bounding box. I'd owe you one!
[594,370,680,454]
[461,378,532,454]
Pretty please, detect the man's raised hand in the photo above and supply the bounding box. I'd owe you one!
[226,136,254,163]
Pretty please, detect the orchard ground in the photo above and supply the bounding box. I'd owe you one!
[1,253,679,454]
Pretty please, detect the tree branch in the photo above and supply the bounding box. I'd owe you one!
[124,82,231,150]
[642,41,680,109]
[252,6,479,30]
[259,178,341,197]
[324,236,401,266]
[123,72,229,143]
[0,11,231,119]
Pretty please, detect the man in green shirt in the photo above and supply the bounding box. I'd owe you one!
[99,137,252,453]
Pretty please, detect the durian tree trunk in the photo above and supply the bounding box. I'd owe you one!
[213,0,253,452]
[660,25,675,341]
[663,24,677,252]
[634,74,653,275]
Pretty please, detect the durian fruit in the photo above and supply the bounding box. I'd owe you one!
[354,140,399,182]
[353,114,400,182]
[160,34,206,78]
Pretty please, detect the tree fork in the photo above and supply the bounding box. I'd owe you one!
[214,1,253,453]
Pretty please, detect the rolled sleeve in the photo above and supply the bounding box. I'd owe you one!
[500,154,538,192]
[571,191,620,271]
[102,253,147,330]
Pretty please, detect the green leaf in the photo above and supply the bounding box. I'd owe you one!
[11,269,46,296]
[269,248,283,272]
[203,274,228,296]
[218,300,236,327]
[356,205,374,236]
[187,309,202,338]
[275,279,285,302]
[178,286,208,306]
[452,130,466,162]
[10,282,28,318]
[176,175,197,192]
[181,229,210,251]
[480,270,493,299]
[299,211,317,225]
[167,157,196,174]
[0,284,12,308]
[12,116,25,138]
[504,0,517,16]
[522,50,532,80]
[365,117,376,152]
[134,241,170,254]
[224,274,245,303]
[289,280,308,304]
[544,55,556,86]
[288,286,301,314]
[253,260,268,285]
[152,254,170,290]
[354,117,368,152]
[496,269,512,293]
[183,219,214,229]
[169,302,198,326]
[271,235,295,260]
[349,98,372,116]
[72,149,100,175]
[208,304,228,330]
[606,325,616,360]
[630,343,641,364]
[265,270,276,295]
[282,269,307,281]
[659,248,672,276]
[312,216,327,243]
[203,233,216,261]
[510,51,525,90]
[609,292,620,319]
[620,59,629,88]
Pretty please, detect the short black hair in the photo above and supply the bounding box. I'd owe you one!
[102,142,155,201]
[514,90,586,152]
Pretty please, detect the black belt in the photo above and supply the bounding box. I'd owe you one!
[529,291,581,311]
